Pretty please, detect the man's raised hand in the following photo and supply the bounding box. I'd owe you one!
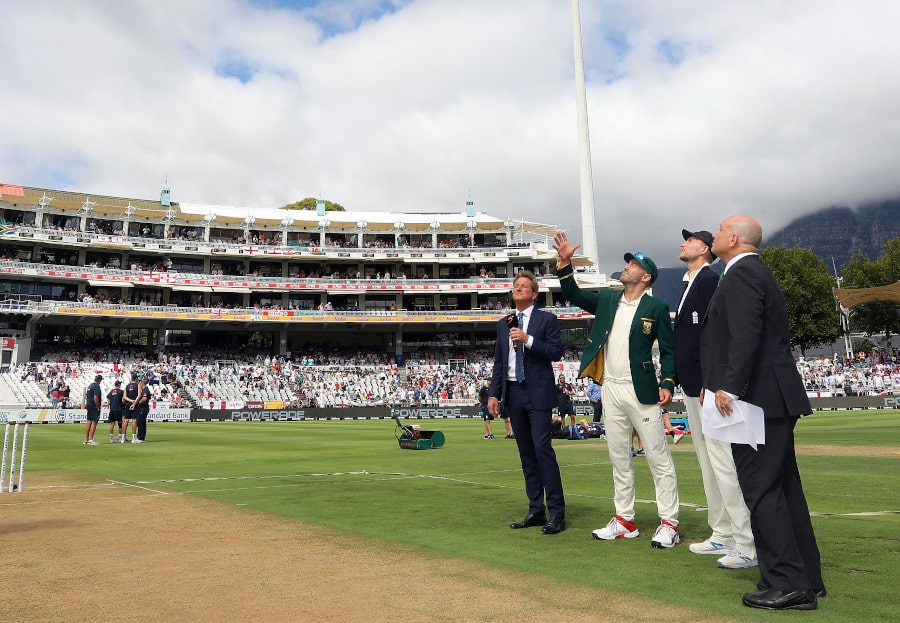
[553,231,581,263]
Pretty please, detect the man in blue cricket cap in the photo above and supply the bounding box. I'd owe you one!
[553,231,681,549]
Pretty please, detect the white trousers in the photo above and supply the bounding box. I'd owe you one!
[684,394,755,555]
[603,380,679,525]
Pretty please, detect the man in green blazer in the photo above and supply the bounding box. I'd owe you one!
[553,231,681,549]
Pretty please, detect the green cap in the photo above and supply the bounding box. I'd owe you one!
[623,252,659,285]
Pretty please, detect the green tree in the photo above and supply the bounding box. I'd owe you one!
[841,237,900,345]
[280,198,346,211]
[759,246,840,355]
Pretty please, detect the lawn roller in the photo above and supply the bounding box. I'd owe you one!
[393,412,445,450]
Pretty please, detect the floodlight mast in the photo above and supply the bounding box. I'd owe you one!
[572,0,598,267]
[832,257,853,360]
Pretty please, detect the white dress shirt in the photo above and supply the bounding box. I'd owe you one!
[507,305,534,381]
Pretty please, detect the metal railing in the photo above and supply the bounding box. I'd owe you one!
[0,295,591,321]
[9,226,541,258]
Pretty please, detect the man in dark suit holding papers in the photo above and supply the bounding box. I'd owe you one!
[700,215,824,611]
[488,270,566,534]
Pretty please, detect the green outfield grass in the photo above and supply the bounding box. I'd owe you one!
[22,410,900,621]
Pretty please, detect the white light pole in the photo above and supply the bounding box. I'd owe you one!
[36,192,53,229]
[430,220,441,249]
[162,207,178,239]
[318,217,330,247]
[832,258,853,360]
[280,217,294,246]
[467,218,478,248]
[504,220,517,247]
[78,198,96,232]
[244,215,256,241]
[572,0,598,267]
[203,212,217,242]
[123,203,137,236]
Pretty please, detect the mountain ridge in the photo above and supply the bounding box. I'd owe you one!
[650,198,900,311]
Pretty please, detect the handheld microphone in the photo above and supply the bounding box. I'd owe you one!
[506,313,519,349]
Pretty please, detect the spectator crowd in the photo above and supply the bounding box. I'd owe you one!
[5,344,897,411]
[798,350,900,396]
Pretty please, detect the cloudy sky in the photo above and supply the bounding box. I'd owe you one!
[3,0,900,270]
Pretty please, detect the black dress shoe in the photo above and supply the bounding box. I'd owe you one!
[742,589,817,611]
[510,513,546,529]
[541,515,566,534]
[757,579,826,598]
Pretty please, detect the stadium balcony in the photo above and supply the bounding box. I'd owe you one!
[0,259,596,324]
[5,225,556,264]
[0,258,580,295]
[0,298,592,326]
[1,196,606,367]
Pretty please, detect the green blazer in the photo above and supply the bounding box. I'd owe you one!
[557,262,677,405]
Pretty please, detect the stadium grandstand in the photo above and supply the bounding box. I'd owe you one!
[0,182,615,415]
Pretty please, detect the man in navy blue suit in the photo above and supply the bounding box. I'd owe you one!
[674,228,755,569]
[488,270,566,534]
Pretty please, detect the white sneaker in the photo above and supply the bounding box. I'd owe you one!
[131,438,141,444]
[651,520,680,549]
[717,548,758,569]
[119,435,126,443]
[86,439,99,445]
[689,538,731,555]
[592,516,639,540]
[673,430,686,444]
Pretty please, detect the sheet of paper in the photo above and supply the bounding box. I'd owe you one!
[701,389,766,450]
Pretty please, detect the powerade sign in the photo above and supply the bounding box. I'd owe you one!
[885,397,900,408]
[329,406,474,420]
[231,410,307,420]
[393,407,463,418]
[197,406,480,421]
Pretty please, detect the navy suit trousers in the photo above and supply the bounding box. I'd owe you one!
[506,382,565,517]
